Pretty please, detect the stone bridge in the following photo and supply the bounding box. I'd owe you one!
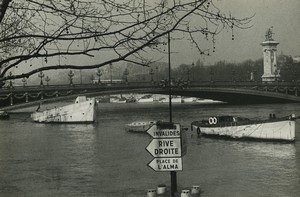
[0,81,300,110]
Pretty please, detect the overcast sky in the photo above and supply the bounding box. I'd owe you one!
[15,0,300,80]
[168,0,300,66]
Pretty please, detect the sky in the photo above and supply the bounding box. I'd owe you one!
[11,0,300,82]
[167,0,300,66]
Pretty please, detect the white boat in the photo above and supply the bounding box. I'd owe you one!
[31,96,97,123]
[191,114,298,142]
[195,98,223,104]
[182,97,196,103]
[125,121,156,132]
[159,96,182,103]
[138,95,154,103]
[110,96,127,103]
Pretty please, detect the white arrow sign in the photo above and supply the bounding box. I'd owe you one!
[146,138,182,158]
[148,158,183,172]
[147,124,181,138]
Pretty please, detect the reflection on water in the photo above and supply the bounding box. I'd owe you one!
[235,142,296,160]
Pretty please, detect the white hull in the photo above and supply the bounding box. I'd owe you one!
[125,121,156,132]
[31,96,96,123]
[110,98,126,103]
[159,97,182,103]
[182,97,195,103]
[196,99,223,104]
[138,98,154,103]
[192,120,296,141]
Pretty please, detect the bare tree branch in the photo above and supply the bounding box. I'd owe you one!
[0,0,253,82]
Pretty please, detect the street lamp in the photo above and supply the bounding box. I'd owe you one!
[109,63,113,85]
[96,68,102,84]
[45,76,50,86]
[38,71,44,87]
[123,68,129,84]
[9,72,13,88]
[68,70,74,86]
[22,77,27,88]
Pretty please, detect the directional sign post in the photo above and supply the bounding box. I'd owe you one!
[145,122,187,197]
[146,123,185,171]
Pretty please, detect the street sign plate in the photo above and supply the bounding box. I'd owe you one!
[148,158,183,172]
[146,138,182,158]
[147,124,181,138]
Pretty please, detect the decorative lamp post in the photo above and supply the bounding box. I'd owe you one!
[38,71,44,87]
[9,72,13,88]
[149,68,154,83]
[68,70,74,86]
[96,68,102,84]
[22,77,27,88]
[123,68,129,84]
[45,76,50,86]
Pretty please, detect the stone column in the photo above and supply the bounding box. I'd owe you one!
[261,27,279,83]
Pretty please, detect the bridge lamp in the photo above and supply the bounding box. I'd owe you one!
[123,68,129,84]
[109,63,113,84]
[8,72,13,88]
[68,70,74,86]
[38,71,44,87]
[22,77,27,88]
[45,76,50,86]
[96,68,102,84]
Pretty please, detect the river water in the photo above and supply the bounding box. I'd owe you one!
[0,101,300,197]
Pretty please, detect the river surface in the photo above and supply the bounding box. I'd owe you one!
[0,101,300,197]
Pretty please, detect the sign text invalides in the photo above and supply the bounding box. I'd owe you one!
[147,124,181,138]
[148,158,182,172]
[146,138,182,158]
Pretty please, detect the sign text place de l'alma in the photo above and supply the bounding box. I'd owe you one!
[148,158,183,171]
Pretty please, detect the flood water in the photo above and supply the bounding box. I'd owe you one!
[0,102,300,197]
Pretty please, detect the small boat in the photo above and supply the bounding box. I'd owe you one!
[191,114,298,142]
[159,96,182,103]
[125,121,156,133]
[195,98,223,104]
[0,111,9,120]
[138,95,154,103]
[31,96,97,123]
[182,97,196,103]
[110,96,127,103]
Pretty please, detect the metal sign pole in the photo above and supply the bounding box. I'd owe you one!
[168,32,177,197]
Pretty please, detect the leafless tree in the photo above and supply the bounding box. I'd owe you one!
[0,0,252,84]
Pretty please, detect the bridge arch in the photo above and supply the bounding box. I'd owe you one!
[1,82,300,110]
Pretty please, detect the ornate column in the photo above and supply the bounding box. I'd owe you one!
[261,27,279,83]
